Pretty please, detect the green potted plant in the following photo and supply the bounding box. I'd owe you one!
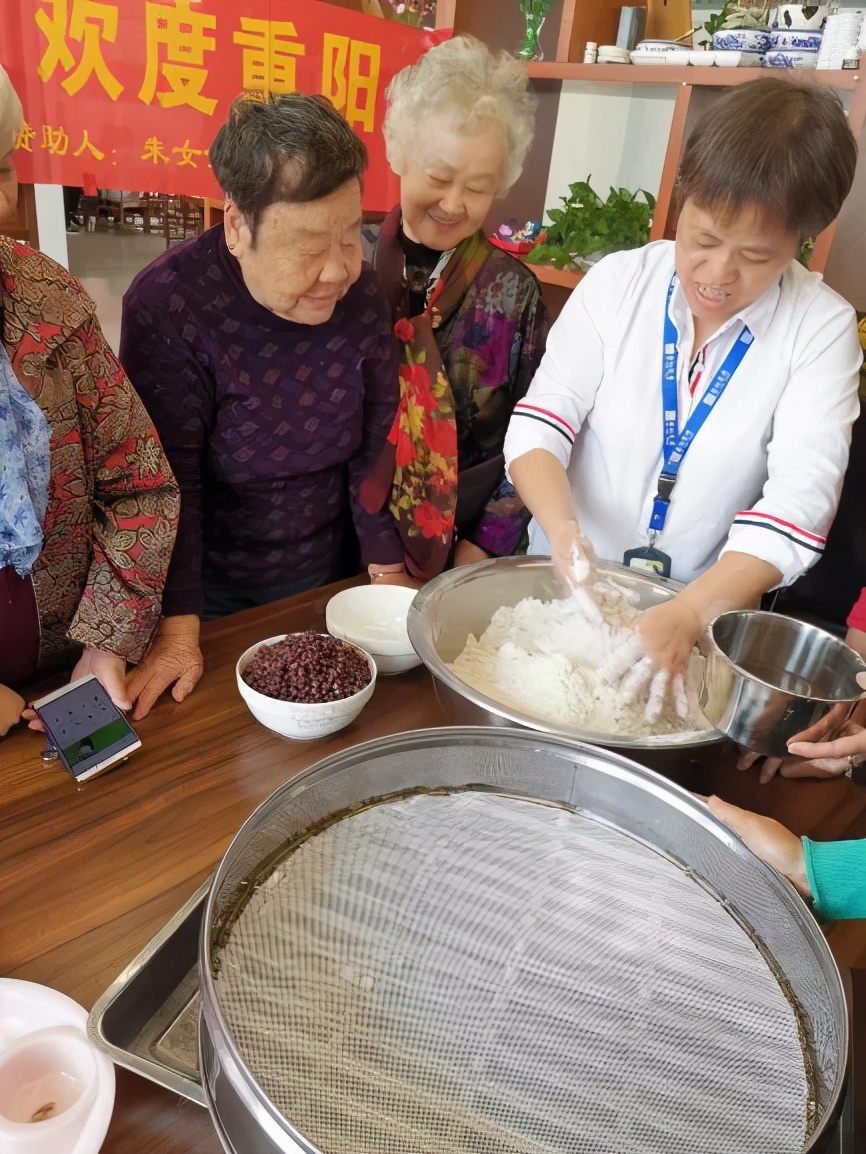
[525,179,655,272]
[708,3,772,54]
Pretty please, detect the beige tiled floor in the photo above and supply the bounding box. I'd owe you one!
[66,230,165,354]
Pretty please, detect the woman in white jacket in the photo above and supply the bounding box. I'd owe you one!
[504,79,861,718]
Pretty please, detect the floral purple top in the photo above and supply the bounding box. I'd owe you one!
[120,226,403,617]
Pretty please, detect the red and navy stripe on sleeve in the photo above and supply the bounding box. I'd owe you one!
[512,401,576,446]
[731,510,826,555]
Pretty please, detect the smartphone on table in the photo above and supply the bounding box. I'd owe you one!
[31,675,141,782]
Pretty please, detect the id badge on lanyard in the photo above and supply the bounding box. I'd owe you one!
[624,274,753,579]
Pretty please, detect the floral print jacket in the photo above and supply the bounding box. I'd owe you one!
[371,211,549,557]
[1,237,180,665]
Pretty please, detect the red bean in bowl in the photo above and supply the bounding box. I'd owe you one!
[242,632,372,704]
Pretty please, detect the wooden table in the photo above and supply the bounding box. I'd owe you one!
[1,580,864,1152]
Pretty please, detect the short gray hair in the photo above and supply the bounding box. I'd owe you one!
[209,92,367,243]
[383,35,536,196]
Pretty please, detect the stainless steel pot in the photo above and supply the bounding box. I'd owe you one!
[198,727,847,1154]
[407,555,720,751]
[701,610,866,758]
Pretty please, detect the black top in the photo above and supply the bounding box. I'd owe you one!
[398,225,443,315]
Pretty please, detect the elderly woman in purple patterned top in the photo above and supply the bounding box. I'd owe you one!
[120,93,410,720]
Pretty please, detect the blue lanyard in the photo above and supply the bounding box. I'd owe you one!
[649,275,753,539]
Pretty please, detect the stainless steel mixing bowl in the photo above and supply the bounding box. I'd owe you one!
[407,555,720,752]
[701,610,866,758]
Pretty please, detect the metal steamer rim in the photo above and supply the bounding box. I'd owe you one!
[199,728,847,1154]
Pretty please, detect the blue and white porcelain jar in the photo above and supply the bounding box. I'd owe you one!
[712,29,773,53]
[770,29,824,50]
[763,47,820,68]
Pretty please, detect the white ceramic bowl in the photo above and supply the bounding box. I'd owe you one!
[0,1026,98,1151]
[713,50,764,67]
[689,50,716,66]
[236,634,376,740]
[326,585,421,675]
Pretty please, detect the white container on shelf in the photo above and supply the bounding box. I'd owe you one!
[714,50,764,67]
[776,4,830,31]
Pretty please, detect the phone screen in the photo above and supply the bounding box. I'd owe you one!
[33,677,140,781]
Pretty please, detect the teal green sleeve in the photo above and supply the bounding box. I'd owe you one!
[801,838,866,921]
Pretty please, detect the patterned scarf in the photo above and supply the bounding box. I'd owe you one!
[361,208,494,581]
[0,341,51,576]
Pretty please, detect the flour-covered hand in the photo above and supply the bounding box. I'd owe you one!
[549,519,597,589]
[637,597,702,678]
[602,615,691,725]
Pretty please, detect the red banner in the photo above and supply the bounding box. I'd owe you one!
[2,1,445,210]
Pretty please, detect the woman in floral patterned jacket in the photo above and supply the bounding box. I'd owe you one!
[0,67,179,735]
[360,36,548,582]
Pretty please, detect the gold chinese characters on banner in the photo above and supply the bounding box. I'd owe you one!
[5,0,443,209]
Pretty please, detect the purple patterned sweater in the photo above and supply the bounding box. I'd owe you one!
[120,226,403,617]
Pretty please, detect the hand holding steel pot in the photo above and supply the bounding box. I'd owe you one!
[700,611,866,759]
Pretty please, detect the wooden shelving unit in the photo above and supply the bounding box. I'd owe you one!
[318,2,866,309]
[432,0,866,312]
[525,261,583,290]
[526,63,861,90]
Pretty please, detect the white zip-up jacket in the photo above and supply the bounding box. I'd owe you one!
[504,241,862,586]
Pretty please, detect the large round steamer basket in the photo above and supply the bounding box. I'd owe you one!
[199,728,846,1154]
[406,556,723,774]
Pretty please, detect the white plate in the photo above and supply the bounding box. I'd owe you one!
[0,980,115,1154]
[635,39,690,53]
[630,50,687,65]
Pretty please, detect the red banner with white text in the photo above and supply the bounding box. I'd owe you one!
[1,0,445,210]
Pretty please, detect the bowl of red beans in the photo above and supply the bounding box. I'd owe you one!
[236,632,377,741]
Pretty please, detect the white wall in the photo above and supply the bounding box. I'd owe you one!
[543,83,677,213]
[33,184,68,269]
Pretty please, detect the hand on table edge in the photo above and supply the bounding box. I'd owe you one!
[706,795,811,899]
[126,614,204,722]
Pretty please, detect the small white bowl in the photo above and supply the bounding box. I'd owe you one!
[236,634,376,740]
[689,50,716,66]
[714,50,764,67]
[0,1026,97,1151]
[326,585,421,675]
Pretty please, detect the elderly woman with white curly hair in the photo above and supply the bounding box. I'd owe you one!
[360,35,547,583]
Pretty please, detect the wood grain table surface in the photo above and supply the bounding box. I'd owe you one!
[1,578,864,1152]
